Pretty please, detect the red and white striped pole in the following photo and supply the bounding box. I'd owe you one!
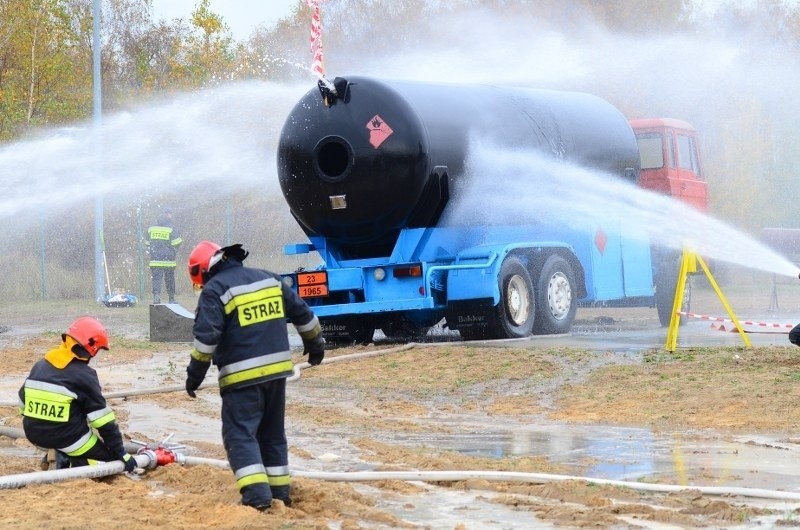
[306,0,337,104]
[307,0,325,78]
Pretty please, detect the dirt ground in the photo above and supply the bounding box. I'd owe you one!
[1,287,800,529]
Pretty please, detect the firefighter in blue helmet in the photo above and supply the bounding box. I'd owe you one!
[184,241,325,510]
[18,317,136,472]
[146,207,183,304]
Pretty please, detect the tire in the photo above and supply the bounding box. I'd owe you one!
[655,260,690,327]
[533,255,577,335]
[493,256,535,339]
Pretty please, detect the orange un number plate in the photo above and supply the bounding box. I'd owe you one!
[297,271,329,298]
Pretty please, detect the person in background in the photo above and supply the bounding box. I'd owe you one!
[146,208,183,304]
[184,241,325,511]
[18,317,136,472]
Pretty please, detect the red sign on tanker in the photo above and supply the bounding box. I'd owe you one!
[366,114,393,149]
[594,227,608,255]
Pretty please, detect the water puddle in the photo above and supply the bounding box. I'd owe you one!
[351,419,800,492]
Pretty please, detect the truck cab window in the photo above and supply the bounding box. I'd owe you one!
[636,133,664,169]
[677,135,694,171]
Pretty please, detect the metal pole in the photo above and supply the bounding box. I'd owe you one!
[93,0,104,302]
[137,205,145,300]
[39,213,47,300]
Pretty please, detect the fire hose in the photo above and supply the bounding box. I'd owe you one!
[0,444,231,489]
[2,439,800,502]
[3,423,800,501]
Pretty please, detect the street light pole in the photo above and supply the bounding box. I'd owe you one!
[93,0,105,301]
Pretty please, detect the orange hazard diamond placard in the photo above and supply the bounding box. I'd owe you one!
[366,114,393,149]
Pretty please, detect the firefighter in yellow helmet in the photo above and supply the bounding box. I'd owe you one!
[18,317,136,472]
[185,241,324,510]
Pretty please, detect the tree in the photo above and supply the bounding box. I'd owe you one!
[184,0,236,87]
[0,0,90,139]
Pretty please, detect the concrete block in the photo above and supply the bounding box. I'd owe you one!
[149,303,194,342]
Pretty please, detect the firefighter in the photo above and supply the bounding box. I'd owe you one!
[146,207,183,304]
[185,241,324,510]
[18,317,136,472]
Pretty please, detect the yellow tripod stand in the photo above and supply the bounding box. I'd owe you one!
[665,250,751,352]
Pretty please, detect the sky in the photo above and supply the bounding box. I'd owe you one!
[150,0,299,40]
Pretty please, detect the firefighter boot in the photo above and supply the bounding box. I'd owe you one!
[271,484,292,507]
[241,484,271,512]
[57,451,72,469]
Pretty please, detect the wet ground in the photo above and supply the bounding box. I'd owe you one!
[2,276,800,528]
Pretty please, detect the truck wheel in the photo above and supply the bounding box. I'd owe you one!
[533,255,577,335]
[655,261,690,327]
[494,256,535,339]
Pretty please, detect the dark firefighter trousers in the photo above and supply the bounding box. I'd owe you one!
[151,266,176,302]
[221,378,290,507]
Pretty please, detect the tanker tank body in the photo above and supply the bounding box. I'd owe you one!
[277,75,647,343]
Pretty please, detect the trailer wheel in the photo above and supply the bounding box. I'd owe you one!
[533,255,577,335]
[494,256,535,339]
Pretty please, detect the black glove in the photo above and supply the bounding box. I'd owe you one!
[186,372,203,398]
[303,335,325,366]
[121,454,136,473]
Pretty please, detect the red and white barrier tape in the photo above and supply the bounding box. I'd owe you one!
[678,311,796,333]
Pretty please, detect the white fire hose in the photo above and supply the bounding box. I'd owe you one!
[2,445,800,502]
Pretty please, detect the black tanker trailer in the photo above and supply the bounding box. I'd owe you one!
[277,75,701,342]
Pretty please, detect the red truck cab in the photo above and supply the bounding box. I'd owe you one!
[629,118,709,212]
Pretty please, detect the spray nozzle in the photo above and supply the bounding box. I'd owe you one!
[317,77,350,107]
[318,77,337,106]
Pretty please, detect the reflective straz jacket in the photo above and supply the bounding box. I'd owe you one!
[146,220,182,268]
[19,345,126,459]
[189,258,322,394]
